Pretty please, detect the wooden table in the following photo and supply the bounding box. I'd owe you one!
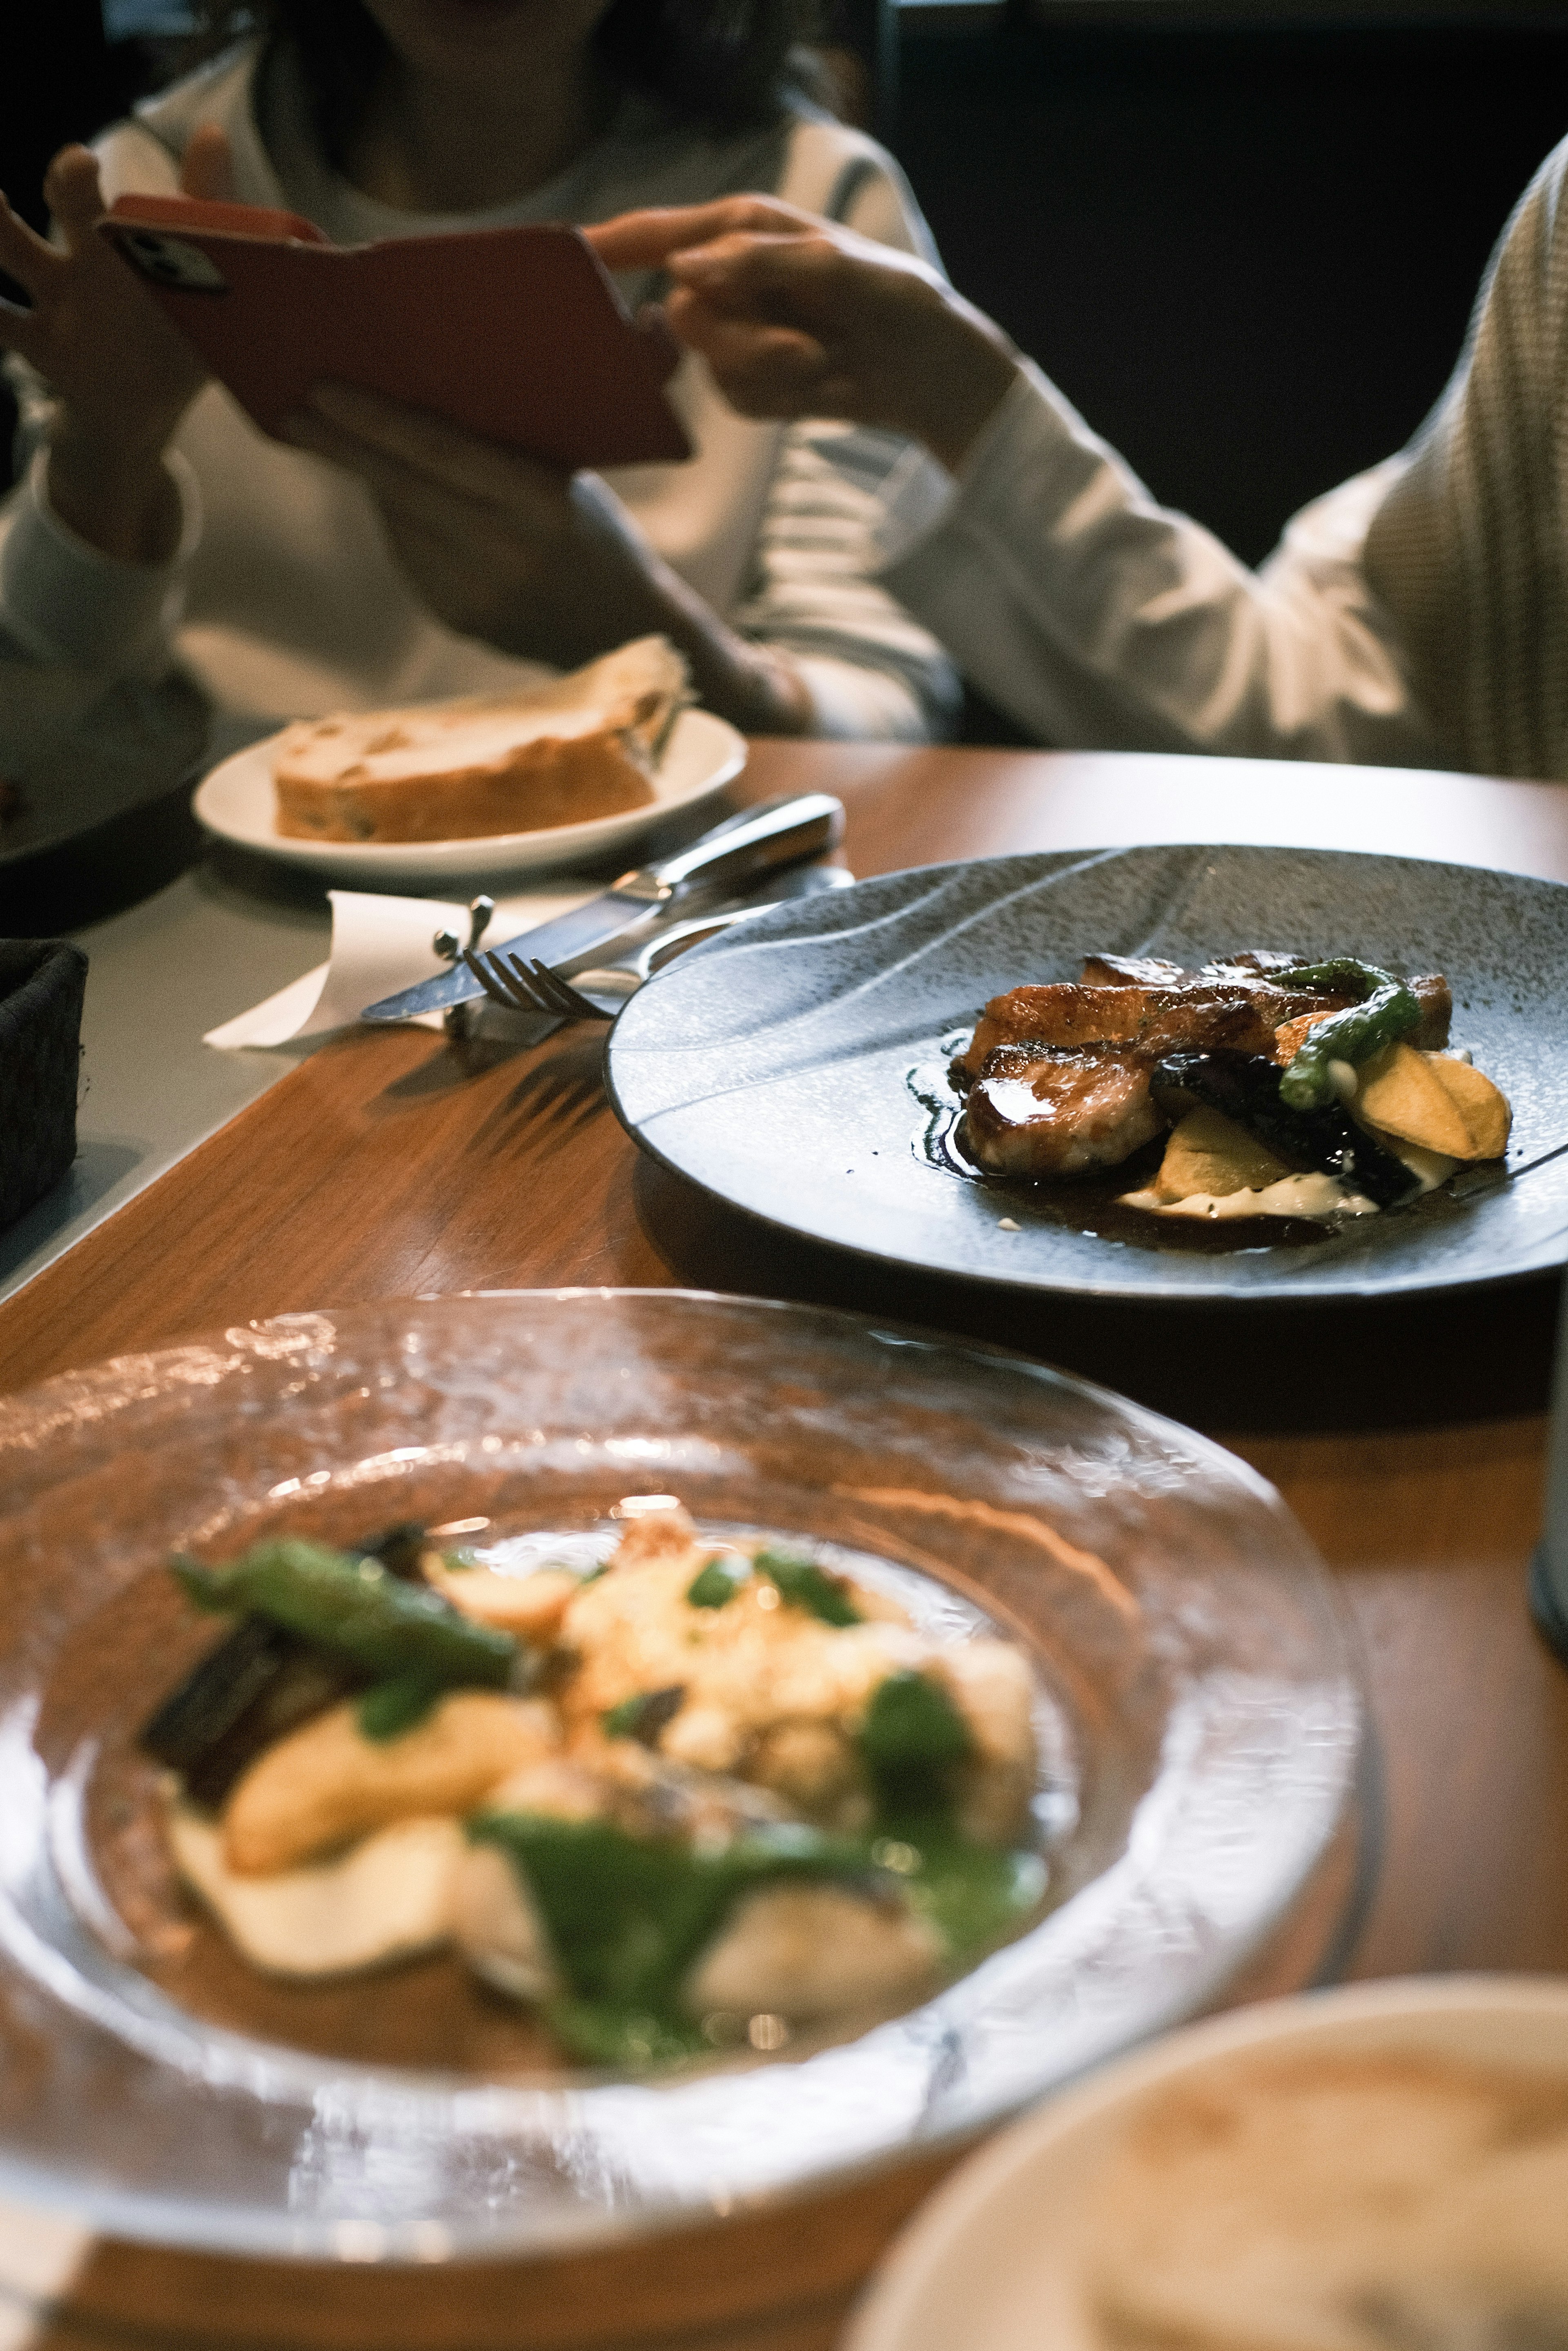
[3,741,1566,2351]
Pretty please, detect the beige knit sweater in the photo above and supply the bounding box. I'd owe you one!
[1364,134,1568,783]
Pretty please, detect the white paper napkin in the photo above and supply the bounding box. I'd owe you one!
[204,886,590,1049]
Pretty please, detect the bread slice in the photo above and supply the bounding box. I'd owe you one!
[272,636,690,844]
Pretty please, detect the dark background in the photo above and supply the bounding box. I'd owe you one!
[4,1,1568,574]
[895,9,1568,564]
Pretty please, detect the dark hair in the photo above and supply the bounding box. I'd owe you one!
[184,1,828,160]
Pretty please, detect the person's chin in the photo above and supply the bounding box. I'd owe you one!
[396,0,553,46]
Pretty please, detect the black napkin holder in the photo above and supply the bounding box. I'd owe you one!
[0,938,88,1233]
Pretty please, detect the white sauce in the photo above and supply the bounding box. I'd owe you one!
[1121,1135,1459,1224]
[1118,1174,1379,1223]
[1387,1137,1461,1191]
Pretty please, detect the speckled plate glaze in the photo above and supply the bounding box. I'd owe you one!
[606,844,1568,1304]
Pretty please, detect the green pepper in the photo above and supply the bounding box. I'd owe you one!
[686,1556,746,1610]
[172,1538,516,1690]
[356,1673,444,1741]
[1275,960,1423,1110]
[467,1808,1045,2069]
[859,1670,973,1815]
[876,1819,1049,1957]
[470,1812,873,2006]
[601,1685,686,1745]
[753,1548,861,1627]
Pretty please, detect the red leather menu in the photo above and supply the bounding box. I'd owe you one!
[99,192,691,469]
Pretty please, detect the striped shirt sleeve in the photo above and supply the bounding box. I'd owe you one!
[732,417,962,741]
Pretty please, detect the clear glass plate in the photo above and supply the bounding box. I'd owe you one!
[0,1291,1360,2258]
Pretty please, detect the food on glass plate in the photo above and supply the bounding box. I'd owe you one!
[953,950,1510,1222]
[270,635,689,844]
[142,1498,1045,2068]
[1079,2045,1568,2349]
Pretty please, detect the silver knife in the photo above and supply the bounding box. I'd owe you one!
[359,792,844,1025]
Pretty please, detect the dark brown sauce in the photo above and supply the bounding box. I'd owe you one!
[907,1037,1335,1256]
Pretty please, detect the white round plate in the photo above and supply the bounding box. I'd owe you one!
[193,706,747,882]
[847,1974,1568,2351]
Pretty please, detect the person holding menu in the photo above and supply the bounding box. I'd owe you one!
[590,142,1568,782]
[0,0,957,759]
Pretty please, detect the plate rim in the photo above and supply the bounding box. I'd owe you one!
[192,704,747,877]
[605,842,1568,1309]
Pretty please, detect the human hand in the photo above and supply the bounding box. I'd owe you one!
[0,126,236,560]
[282,381,674,665]
[587,198,1020,474]
[283,382,810,728]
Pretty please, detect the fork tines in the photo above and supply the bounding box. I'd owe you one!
[514,959,600,1018]
[461,947,601,1020]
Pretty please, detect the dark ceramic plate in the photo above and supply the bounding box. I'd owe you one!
[606,844,1568,1304]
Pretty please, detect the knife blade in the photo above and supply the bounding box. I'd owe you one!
[359,791,844,1024]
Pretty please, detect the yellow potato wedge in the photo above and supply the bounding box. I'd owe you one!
[1355,1044,1510,1161]
[1156,1108,1295,1202]
[223,1692,559,1876]
[430,1564,580,1641]
[1428,1054,1512,1159]
[169,1806,464,1977]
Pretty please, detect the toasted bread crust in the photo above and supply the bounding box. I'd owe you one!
[270,635,687,844]
[274,728,657,842]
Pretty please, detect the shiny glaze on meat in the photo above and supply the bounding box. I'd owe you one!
[962,1044,1164,1176]
[954,971,1452,1088]
[952,953,1453,1182]
[953,983,1348,1085]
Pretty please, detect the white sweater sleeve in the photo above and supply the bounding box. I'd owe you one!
[729,121,960,741]
[0,434,201,673]
[875,361,1442,765]
[732,418,962,740]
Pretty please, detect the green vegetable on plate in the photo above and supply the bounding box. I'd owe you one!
[753,1548,862,1627]
[1275,960,1423,1110]
[172,1537,517,1692]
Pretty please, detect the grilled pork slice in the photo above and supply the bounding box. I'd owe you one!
[956,984,1339,1083]
[963,1044,1164,1177]
[955,973,1452,1085]
[1078,954,1191,988]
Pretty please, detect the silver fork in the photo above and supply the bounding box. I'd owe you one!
[462,903,772,1022]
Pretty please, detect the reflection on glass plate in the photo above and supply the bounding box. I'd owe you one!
[606,846,1568,1303]
[0,1291,1358,2257]
[193,707,745,883]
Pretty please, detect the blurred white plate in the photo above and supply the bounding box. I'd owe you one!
[847,1974,1568,2351]
[193,705,746,882]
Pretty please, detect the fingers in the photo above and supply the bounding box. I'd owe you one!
[0,294,42,364]
[284,404,467,528]
[42,145,106,254]
[663,290,827,417]
[0,190,57,301]
[584,196,817,272]
[180,124,237,205]
[297,381,570,508]
[665,230,878,333]
[284,397,572,560]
